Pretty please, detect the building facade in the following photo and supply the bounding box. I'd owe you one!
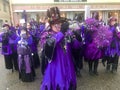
[0,0,10,28]
[11,0,120,25]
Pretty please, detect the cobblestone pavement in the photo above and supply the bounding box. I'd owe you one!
[0,54,120,90]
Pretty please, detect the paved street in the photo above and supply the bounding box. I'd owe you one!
[0,54,120,90]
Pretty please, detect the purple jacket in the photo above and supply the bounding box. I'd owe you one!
[0,32,12,55]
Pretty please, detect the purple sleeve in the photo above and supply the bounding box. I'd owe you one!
[53,32,64,44]
[27,36,33,45]
[0,33,3,42]
[40,31,64,48]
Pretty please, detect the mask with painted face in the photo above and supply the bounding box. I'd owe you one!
[20,30,27,39]
[21,33,27,39]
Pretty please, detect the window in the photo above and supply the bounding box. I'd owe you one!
[5,20,8,23]
[54,0,87,2]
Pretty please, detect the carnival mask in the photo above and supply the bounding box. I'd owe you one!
[20,30,27,39]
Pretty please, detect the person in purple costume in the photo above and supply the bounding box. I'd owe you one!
[0,24,18,72]
[69,21,83,77]
[9,25,19,72]
[84,12,102,75]
[40,7,78,90]
[17,27,36,82]
[103,17,120,73]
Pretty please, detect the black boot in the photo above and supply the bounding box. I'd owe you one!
[88,61,93,75]
[76,68,82,77]
[106,64,110,72]
[112,55,119,73]
[114,64,118,72]
[111,64,117,73]
[102,61,106,67]
[93,60,99,75]
[102,58,106,67]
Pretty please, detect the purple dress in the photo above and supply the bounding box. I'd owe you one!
[40,31,77,90]
[85,41,103,60]
[17,38,36,82]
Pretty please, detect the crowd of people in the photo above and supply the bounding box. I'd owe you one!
[0,6,120,90]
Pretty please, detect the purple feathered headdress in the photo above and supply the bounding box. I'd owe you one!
[93,25,113,48]
[85,18,99,31]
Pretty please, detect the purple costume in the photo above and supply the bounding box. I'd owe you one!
[84,18,112,60]
[0,32,12,55]
[40,30,77,90]
[102,21,120,72]
[27,28,40,68]
[105,25,120,57]
[0,30,18,70]
[17,35,36,82]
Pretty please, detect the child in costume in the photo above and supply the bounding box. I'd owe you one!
[17,27,36,82]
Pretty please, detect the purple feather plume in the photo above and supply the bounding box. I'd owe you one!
[92,25,113,48]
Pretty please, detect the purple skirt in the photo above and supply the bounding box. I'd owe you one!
[84,43,103,60]
[40,44,76,90]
